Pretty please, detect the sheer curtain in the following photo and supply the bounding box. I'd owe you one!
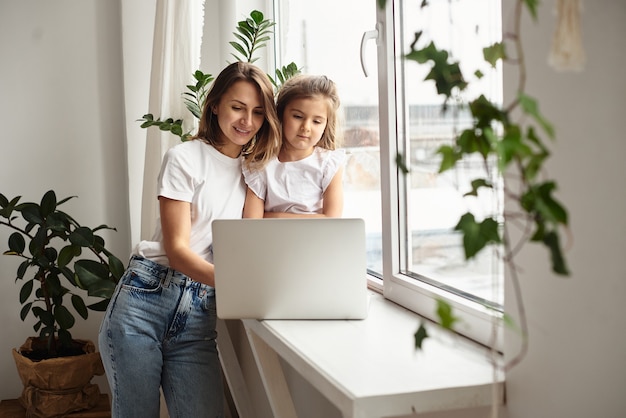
[140,0,206,240]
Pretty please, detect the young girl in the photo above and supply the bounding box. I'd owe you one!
[243,74,345,218]
[98,62,280,417]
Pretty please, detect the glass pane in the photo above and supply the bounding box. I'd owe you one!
[274,0,382,274]
[398,0,504,307]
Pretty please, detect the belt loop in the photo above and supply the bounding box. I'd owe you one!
[163,268,173,288]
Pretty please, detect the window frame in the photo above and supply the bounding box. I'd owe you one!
[375,0,503,350]
[269,0,504,350]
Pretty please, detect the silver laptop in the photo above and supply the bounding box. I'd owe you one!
[211,218,369,320]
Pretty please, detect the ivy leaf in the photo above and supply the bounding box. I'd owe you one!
[522,0,539,20]
[454,213,501,259]
[396,153,410,174]
[518,93,554,139]
[464,179,492,197]
[436,145,461,173]
[436,299,459,330]
[414,323,429,350]
[483,42,506,68]
[543,230,569,275]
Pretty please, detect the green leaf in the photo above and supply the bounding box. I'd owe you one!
[87,280,117,299]
[20,203,43,225]
[414,323,429,350]
[464,179,492,197]
[436,145,461,173]
[45,273,64,298]
[88,299,110,312]
[58,245,80,268]
[396,153,410,174]
[522,0,539,20]
[518,93,554,139]
[8,232,25,254]
[20,302,32,321]
[454,213,501,259]
[55,305,75,330]
[436,299,459,330]
[502,312,522,335]
[69,226,95,247]
[75,259,110,288]
[40,190,57,217]
[71,294,88,320]
[36,308,55,327]
[17,260,30,280]
[108,254,125,281]
[543,230,569,275]
[250,9,264,23]
[19,279,33,304]
[58,328,73,348]
[483,42,506,68]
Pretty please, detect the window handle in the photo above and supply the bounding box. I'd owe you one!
[360,27,379,77]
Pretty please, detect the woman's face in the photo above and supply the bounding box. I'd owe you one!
[213,80,265,158]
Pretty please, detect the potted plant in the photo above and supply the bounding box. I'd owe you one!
[0,189,124,417]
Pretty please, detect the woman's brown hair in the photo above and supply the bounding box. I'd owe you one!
[194,62,280,168]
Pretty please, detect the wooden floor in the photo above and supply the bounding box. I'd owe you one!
[0,394,111,418]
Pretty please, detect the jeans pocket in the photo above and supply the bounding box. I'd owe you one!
[200,291,217,314]
[121,268,162,294]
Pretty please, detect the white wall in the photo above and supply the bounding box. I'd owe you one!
[0,0,129,400]
[503,1,626,417]
[1,1,624,417]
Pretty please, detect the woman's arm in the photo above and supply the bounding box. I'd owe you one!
[243,187,265,218]
[159,196,215,286]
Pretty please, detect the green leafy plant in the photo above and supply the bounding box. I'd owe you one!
[0,190,124,358]
[395,0,570,363]
[138,9,300,141]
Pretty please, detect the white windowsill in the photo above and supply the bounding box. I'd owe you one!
[243,290,504,418]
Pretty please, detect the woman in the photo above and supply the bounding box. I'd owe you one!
[99,61,280,417]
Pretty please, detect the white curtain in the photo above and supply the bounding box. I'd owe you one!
[141,0,206,240]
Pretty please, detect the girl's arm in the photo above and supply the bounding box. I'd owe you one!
[263,166,345,218]
[159,196,215,286]
[243,187,265,218]
[320,165,344,217]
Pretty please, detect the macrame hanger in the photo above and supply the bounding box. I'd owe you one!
[548,0,586,72]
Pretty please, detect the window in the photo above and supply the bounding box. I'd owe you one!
[273,0,503,347]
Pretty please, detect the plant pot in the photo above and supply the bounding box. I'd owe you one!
[12,337,106,418]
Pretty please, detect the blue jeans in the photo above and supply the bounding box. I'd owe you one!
[98,256,224,418]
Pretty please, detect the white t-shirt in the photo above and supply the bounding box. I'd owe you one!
[134,140,245,266]
[243,147,346,214]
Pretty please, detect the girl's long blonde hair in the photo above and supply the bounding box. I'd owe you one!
[276,74,343,150]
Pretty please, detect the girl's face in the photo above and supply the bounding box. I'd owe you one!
[213,80,265,158]
[281,96,328,157]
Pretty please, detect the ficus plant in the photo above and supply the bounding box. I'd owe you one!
[138,9,300,142]
[393,0,570,365]
[0,190,125,358]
